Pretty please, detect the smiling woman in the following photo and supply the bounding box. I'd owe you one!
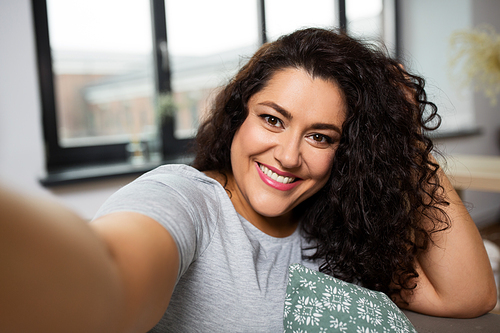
[1,27,497,333]
[192,27,496,320]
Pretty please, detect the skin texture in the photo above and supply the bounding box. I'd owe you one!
[226,68,346,237]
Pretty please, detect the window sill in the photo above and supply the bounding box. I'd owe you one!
[427,126,482,140]
[39,154,193,187]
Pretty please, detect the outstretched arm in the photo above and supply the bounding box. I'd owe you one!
[0,186,178,333]
[402,166,497,318]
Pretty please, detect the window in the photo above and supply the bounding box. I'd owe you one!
[264,0,338,42]
[346,0,398,57]
[164,0,259,140]
[33,0,160,175]
[33,0,398,185]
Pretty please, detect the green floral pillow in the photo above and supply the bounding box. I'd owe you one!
[284,264,417,333]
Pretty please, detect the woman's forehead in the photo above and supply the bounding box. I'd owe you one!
[248,68,346,125]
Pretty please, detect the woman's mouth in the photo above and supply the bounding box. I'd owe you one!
[256,163,302,191]
[258,163,296,184]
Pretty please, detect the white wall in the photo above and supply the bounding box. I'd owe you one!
[400,0,500,225]
[399,0,475,133]
[0,0,135,219]
[1,0,500,224]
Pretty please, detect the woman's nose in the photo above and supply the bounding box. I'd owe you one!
[273,133,302,169]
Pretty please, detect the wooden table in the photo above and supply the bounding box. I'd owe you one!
[440,154,500,193]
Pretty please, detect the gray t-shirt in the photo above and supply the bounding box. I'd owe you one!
[94,164,319,332]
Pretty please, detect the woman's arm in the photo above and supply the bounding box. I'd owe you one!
[402,167,497,318]
[0,186,178,333]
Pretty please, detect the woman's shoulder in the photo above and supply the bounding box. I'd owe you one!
[95,164,229,219]
[137,164,224,193]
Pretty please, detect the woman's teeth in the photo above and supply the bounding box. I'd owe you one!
[259,164,295,184]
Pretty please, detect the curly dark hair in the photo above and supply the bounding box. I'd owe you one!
[192,28,450,303]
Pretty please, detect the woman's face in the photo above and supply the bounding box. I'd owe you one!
[229,67,346,227]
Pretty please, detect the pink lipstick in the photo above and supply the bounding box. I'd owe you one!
[255,162,302,191]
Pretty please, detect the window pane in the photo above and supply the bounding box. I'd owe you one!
[165,0,259,139]
[346,0,383,39]
[47,0,156,148]
[265,0,337,42]
[346,0,397,56]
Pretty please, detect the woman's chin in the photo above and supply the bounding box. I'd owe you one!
[254,205,294,220]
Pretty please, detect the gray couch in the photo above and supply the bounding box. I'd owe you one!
[403,310,500,332]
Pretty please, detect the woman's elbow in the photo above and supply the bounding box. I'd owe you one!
[418,275,498,318]
[453,280,498,318]
[479,283,498,316]
[477,272,498,316]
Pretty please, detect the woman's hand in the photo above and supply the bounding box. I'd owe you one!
[0,186,178,333]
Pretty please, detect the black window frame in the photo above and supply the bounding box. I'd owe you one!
[32,0,189,174]
[32,0,399,185]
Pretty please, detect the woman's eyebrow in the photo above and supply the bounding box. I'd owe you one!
[311,123,342,135]
[258,101,342,135]
[258,101,293,120]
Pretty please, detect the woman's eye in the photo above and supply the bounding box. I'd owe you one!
[310,134,333,144]
[263,115,281,127]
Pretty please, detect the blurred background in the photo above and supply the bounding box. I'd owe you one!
[0,0,499,228]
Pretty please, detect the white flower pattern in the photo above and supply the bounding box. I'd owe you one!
[330,316,349,332]
[322,285,352,313]
[357,297,384,326]
[284,295,293,317]
[299,277,317,292]
[356,326,379,333]
[293,296,324,326]
[387,311,410,333]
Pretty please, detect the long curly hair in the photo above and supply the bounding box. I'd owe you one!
[192,28,450,303]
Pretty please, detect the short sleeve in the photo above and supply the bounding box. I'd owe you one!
[93,165,221,280]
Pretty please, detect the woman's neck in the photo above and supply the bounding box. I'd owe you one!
[203,170,298,238]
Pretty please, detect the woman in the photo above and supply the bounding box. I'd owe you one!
[1,28,496,332]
